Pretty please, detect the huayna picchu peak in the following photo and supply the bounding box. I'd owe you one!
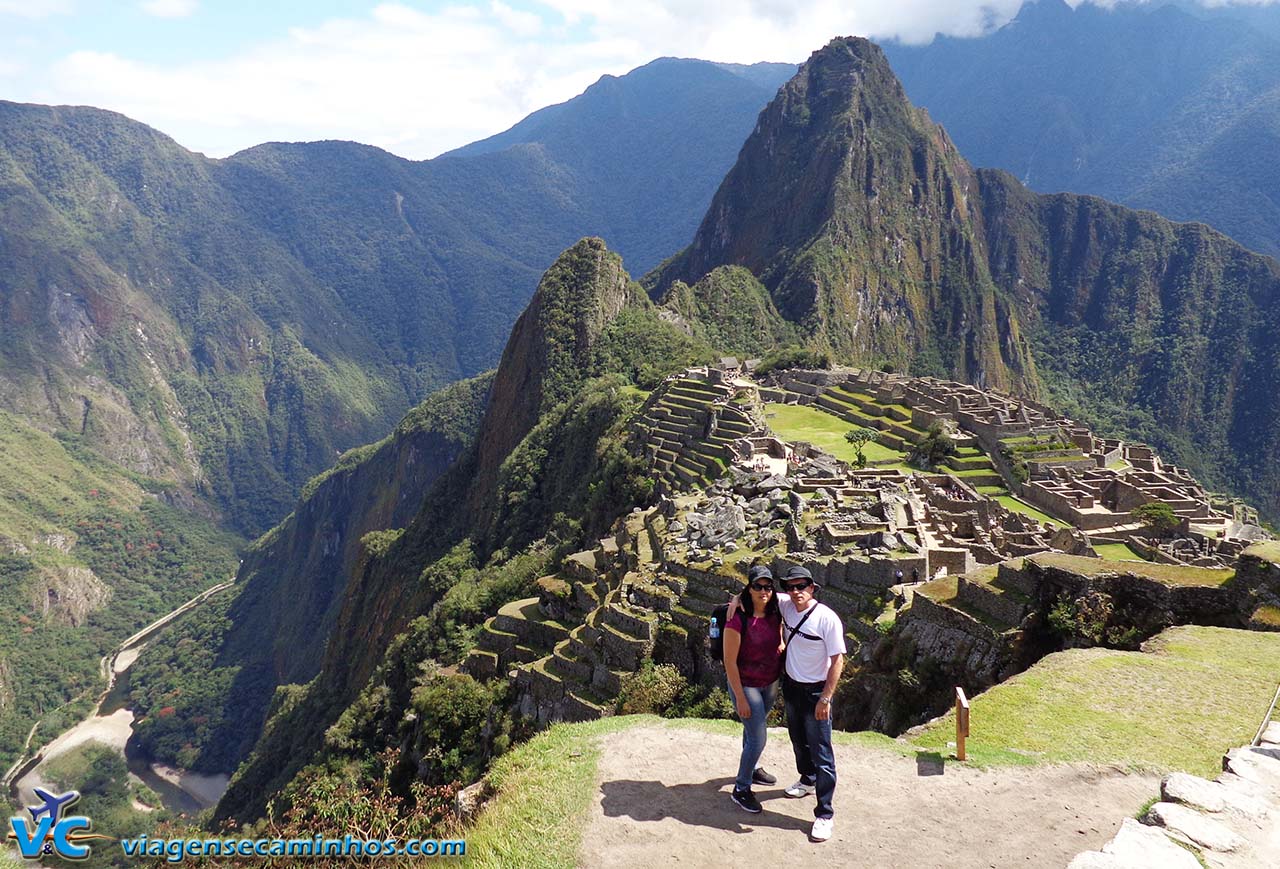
[654,36,1039,394]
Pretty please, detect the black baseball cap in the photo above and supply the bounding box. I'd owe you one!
[746,564,774,584]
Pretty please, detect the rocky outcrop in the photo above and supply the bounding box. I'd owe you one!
[29,566,111,627]
[1071,734,1280,867]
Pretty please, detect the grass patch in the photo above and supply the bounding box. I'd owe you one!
[1251,604,1280,628]
[911,625,1280,777]
[763,403,907,465]
[1029,553,1234,587]
[1093,542,1149,562]
[915,575,959,603]
[994,495,1069,528]
[1245,541,1280,564]
[465,716,635,867]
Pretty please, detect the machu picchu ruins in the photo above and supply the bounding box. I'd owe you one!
[460,364,1279,729]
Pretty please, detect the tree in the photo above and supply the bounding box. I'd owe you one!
[911,422,956,469]
[844,427,879,468]
[1132,501,1179,538]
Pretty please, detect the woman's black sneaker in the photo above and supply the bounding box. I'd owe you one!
[731,788,763,813]
[752,767,777,785]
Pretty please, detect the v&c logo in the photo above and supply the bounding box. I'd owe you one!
[8,788,111,861]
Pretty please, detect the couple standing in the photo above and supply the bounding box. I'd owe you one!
[723,563,846,842]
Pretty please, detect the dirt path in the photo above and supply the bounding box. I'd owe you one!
[580,724,1158,868]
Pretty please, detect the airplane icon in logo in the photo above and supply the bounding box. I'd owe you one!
[27,788,78,823]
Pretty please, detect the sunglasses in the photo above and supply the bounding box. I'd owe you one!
[749,582,774,591]
[784,582,813,592]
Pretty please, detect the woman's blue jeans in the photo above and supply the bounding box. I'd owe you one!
[729,680,778,792]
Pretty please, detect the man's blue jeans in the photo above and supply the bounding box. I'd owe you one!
[729,680,778,792]
[782,675,836,819]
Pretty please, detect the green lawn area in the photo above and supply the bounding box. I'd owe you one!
[1247,541,1280,564]
[1029,552,1235,587]
[1092,542,1149,562]
[994,495,1068,528]
[911,625,1280,778]
[764,403,907,465]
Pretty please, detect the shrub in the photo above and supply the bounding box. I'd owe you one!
[911,423,957,469]
[616,662,686,715]
[667,684,734,720]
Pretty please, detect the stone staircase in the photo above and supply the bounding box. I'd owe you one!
[465,508,700,725]
[1069,720,1280,868]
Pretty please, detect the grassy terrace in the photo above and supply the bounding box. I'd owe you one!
[1092,542,1148,562]
[1028,552,1235,587]
[994,495,1068,528]
[913,625,1280,777]
[1246,540,1280,563]
[1253,605,1280,628]
[764,402,908,465]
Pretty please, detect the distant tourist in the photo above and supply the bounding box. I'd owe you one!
[722,564,784,815]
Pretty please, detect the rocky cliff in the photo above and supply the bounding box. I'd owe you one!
[193,373,492,768]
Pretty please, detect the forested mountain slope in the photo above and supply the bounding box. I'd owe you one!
[0,59,791,537]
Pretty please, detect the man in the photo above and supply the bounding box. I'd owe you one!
[776,564,845,842]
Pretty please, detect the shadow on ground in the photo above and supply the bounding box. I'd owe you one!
[600,777,813,834]
[915,751,945,777]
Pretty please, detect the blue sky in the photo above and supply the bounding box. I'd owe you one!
[0,1,1268,160]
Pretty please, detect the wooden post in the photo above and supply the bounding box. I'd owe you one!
[955,687,970,761]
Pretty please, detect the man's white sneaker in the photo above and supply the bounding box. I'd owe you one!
[784,778,815,798]
[811,817,833,841]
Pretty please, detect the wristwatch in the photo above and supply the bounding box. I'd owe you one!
[818,696,832,705]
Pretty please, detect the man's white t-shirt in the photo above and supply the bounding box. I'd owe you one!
[779,597,846,683]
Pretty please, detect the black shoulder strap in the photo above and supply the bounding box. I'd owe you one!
[784,605,817,645]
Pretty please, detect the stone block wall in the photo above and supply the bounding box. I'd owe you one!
[928,547,973,578]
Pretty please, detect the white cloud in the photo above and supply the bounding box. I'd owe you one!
[28,0,1271,160]
[140,0,198,18]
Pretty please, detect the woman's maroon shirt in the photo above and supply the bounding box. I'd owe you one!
[729,609,782,687]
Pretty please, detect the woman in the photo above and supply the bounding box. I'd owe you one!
[723,563,784,814]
